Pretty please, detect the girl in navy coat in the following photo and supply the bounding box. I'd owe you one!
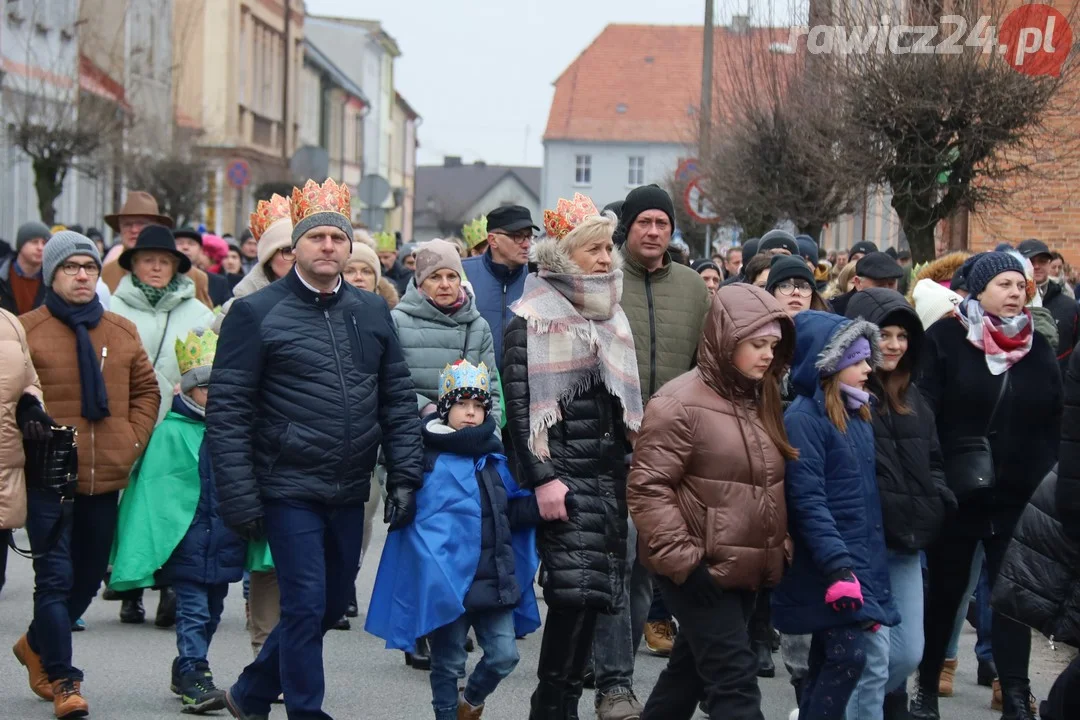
[772,311,900,720]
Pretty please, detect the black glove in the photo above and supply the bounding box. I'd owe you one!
[232,517,265,542]
[16,393,54,442]
[384,485,416,531]
[680,562,724,606]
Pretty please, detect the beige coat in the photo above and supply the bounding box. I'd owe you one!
[0,308,42,528]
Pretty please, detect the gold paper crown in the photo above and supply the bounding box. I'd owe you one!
[543,193,599,241]
[249,194,292,241]
[175,329,218,376]
[373,231,396,253]
[461,216,488,249]
[290,178,351,228]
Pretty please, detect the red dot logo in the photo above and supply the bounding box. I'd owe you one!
[999,4,1072,77]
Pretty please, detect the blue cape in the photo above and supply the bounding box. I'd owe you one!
[365,451,541,649]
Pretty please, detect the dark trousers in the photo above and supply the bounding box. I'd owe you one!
[647,581,670,622]
[229,499,364,720]
[1041,653,1080,720]
[918,529,1031,693]
[642,580,762,720]
[0,529,9,595]
[531,606,598,719]
[801,625,868,720]
[25,489,119,682]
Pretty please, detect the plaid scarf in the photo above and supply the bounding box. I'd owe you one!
[956,299,1033,376]
[511,267,642,459]
[131,274,182,308]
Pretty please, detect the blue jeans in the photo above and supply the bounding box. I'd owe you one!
[802,625,869,720]
[844,625,890,720]
[174,581,229,675]
[25,489,119,682]
[883,551,924,693]
[945,543,993,662]
[592,520,652,694]
[229,499,365,720]
[429,608,519,720]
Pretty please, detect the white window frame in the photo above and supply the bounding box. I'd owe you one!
[628,156,645,186]
[574,154,592,186]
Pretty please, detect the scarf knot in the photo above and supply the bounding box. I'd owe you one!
[45,291,110,421]
[131,274,182,307]
[956,299,1033,375]
[510,268,642,459]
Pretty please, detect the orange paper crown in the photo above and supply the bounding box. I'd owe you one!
[290,178,352,227]
[543,193,599,241]
[249,194,292,241]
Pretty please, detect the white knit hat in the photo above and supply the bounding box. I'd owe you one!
[911,278,962,330]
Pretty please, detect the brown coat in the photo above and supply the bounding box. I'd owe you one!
[0,309,42,528]
[627,284,794,591]
[101,259,213,310]
[20,306,160,496]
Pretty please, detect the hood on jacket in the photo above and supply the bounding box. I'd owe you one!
[697,284,794,398]
[396,278,480,326]
[845,288,924,377]
[790,311,882,399]
[531,236,623,276]
[376,276,400,309]
[911,251,970,292]
[113,272,196,313]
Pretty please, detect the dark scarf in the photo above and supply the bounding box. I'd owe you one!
[422,287,468,315]
[45,290,110,420]
[131,274,182,307]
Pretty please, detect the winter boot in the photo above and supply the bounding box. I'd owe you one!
[155,587,177,628]
[938,658,957,697]
[405,634,432,670]
[13,633,53,700]
[178,662,226,714]
[529,681,564,720]
[884,689,911,720]
[458,693,484,720]
[120,596,145,624]
[171,657,181,695]
[1000,681,1037,720]
[909,683,940,720]
[331,615,350,630]
[643,620,675,657]
[224,686,270,720]
[51,678,89,719]
[754,637,776,678]
[993,679,1003,711]
[345,585,359,618]
[978,657,998,687]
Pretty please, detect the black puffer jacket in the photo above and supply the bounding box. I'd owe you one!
[1043,280,1080,372]
[208,269,423,527]
[847,289,954,551]
[1057,338,1080,536]
[503,313,631,611]
[421,414,541,612]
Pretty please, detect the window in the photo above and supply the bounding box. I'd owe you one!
[628,156,645,186]
[574,154,591,185]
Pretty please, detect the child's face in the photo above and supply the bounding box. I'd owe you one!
[837,360,872,390]
[187,386,209,408]
[448,397,486,429]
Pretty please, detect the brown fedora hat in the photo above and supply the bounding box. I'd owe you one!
[104,191,174,233]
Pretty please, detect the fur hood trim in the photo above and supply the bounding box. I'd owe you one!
[815,319,883,376]
[530,236,623,275]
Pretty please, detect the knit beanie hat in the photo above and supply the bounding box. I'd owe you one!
[17,221,52,252]
[619,184,675,232]
[912,278,963,329]
[835,336,872,373]
[795,235,819,262]
[348,241,382,287]
[746,320,783,341]
[692,259,721,276]
[765,255,815,294]
[742,238,760,265]
[414,238,465,287]
[437,360,493,420]
[966,251,1026,298]
[758,229,799,256]
[42,231,102,287]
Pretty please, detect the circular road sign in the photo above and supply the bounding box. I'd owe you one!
[683,177,721,224]
[675,158,700,184]
[226,159,251,189]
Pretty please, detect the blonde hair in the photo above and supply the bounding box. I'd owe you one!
[824,262,858,299]
[560,211,617,255]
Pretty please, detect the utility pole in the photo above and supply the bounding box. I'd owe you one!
[700,0,715,257]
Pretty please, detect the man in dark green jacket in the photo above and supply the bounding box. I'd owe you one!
[592,184,710,720]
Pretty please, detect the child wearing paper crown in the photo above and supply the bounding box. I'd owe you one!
[108,328,245,715]
[770,311,899,720]
[366,360,542,720]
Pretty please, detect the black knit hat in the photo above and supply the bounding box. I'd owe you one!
[850,241,878,257]
[619,184,675,232]
[967,251,1026,298]
[742,238,760,263]
[758,229,799,256]
[765,254,815,293]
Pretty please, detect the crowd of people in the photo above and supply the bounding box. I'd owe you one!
[0,177,1079,720]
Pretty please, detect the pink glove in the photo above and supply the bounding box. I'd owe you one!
[824,570,864,612]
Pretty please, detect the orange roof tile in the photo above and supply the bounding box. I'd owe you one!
[544,24,792,145]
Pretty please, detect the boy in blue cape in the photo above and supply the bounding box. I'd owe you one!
[367,360,541,720]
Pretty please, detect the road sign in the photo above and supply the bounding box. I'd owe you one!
[675,158,701,184]
[357,174,391,209]
[226,159,251,189]
[683,177,721,224]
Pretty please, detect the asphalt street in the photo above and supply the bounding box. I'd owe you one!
[0,522,1073,720]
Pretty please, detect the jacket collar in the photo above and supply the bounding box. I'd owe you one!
[481,249,525,284]
[397,283,479,326]
[114,273,196,312]
[620,246,671,280]
[422,414,503,456]
[284,267,344,308]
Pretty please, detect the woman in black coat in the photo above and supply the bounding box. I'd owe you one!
[911,252,1063,720]
[847,289,955,718]
[502,206,641,720]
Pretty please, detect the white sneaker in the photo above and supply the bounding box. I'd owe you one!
[789,709,799,720]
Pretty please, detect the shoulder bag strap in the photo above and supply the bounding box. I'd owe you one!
[984,370,1010,435]
[151,310,173,367]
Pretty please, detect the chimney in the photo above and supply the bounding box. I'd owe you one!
[731,14,750,34]
[474,160,487,168]
[444,156,462,167]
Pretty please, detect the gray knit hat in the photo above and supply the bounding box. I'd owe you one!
[291,212,354,248]
[16,221,51,252]
[42,231,102,287]
[967,251,1026,299]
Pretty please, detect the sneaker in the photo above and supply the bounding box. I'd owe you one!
[643,620,675,657]
[224,686,269,720]
[51,678,89,719]
[71,618,86,632]
[13,633,53,700]
[171,657,181,695]
[595,687,643,720]
[179,663,226,714]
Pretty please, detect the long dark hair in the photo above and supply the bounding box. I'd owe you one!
[875,319,920,416]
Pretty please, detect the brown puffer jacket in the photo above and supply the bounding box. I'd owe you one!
[0,309,42,528]
[20,307,160,496]
[627,284,794,591]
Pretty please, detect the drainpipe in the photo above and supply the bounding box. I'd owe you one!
[282,0,290,162]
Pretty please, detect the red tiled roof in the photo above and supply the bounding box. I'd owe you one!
[544,24,792,145]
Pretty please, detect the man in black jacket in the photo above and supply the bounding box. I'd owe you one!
[209,179,422,720]
[1018,239,1079,372]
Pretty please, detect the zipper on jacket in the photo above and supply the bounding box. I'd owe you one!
[325,310,351,490]
[501,283,508,341]
[645,273,657,396]
[350,316,365,366]
[90,346,108,495]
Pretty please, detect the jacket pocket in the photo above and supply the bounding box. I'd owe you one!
[704,507,718,561]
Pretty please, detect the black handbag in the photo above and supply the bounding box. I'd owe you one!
[944,373,1009,500]
[9,426,79,559]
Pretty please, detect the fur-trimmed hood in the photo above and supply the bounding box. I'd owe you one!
[789,310,882,399]
[530,235,623,275]
[910,251,970,294]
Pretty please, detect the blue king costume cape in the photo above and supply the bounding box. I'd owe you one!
[366,429,541,650]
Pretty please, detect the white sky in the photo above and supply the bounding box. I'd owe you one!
[304,1,796,167]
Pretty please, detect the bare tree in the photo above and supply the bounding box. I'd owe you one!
[125,152,210,227]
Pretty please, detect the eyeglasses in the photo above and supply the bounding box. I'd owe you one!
[776,280,813,296]
[491,231,533,245]
[60,262,101,277]
[276,248,296,260]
